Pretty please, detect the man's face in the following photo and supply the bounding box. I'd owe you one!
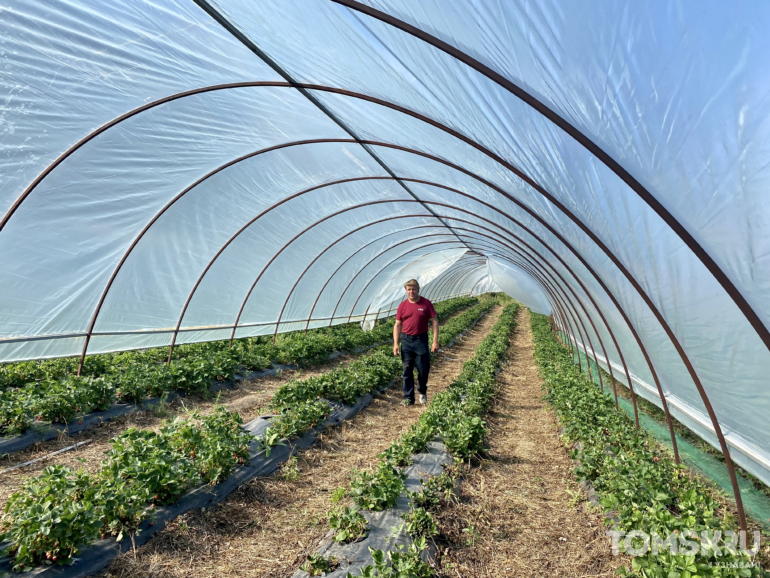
[406,284,419,300]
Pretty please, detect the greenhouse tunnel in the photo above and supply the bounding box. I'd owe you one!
[2,0,770,533]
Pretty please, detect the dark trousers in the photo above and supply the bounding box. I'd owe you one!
[401,332,430,402]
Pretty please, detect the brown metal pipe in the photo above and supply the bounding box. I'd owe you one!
[471,243,641,428]
[321,235,458,329]
[166,178,396,363]
[231,206,449,350]
[425,259,485,300]
[75,137,359,375]
[330,3,770,390]
[271,218,445,342]
[343,241,467,326]
[454,230,606,394]
[353,250,480,328]
[466,237,603,390]
[439,262,486,299]
[447,218,675,454]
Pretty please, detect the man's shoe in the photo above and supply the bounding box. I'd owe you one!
[418,394,427,405]
[402,399,415,406]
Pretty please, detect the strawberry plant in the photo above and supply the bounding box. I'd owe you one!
[350,539,432,578]
[328,505,369,543]
[166,406,251,484]
[0,465,102,571]
[262,399,331,456]
[400,506,438,539]
[101,428,197,505]
[300,552,340,576]
[410,472,455,511]
[349,462,406,511]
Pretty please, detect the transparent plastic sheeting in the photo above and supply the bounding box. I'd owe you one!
[2,2,770,496]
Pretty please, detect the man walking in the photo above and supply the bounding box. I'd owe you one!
[393,279,439,406]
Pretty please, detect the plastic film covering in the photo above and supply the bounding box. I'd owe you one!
[2,0,770,504]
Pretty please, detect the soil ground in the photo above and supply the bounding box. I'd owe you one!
[99,305,505,578]
[434,306,624,577]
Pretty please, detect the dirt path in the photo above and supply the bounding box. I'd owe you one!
[435,306,622,577]
[0,307,480,507]
[100,305,505,578]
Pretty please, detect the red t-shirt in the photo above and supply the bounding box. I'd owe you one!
[396,297,437,335]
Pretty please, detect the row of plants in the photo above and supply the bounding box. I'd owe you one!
[261,298,500,456]
[0,405,251,572]
[587,354,770,503]
[0,298,489,574]
[302,301,519,577]
[0,297,479,436]
[530,312,767,578]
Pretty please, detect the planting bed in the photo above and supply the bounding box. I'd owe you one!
[292,301,520,577]
[434,306,619,577]
[530,312,769,578]
[96,302,508,578]
[0,298,494,576]
[0,297,478,452]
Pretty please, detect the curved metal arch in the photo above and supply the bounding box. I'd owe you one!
[435,262,486,300]
[297,189,625,365]
[436,268,482,303]
[438,213,676,448]
[332,0,770,366]
[75,137,360,374]
[164,183,408,362]
[452,267,488,298]
[233,212,455,346]
[468,240,682,448]
[342,241,468,326]
[424,258,486,301]
[535,274,585,374]
[430,204,641,412]
[356,256,478,327]
[469,276,486,297]
[13,77,768,374]
[425,198,636,386]
[457,233,605,393]
[271,218,449,341]
[444,219,679,452]
[451,223,615,403]
[422,264,466,300]
[336,242,469,329]
[434,261,486,300]
[519,271,578,370]
[462,237,600,384]
[320,235,454,329]
[0,81,296,232]
[349,245,477,327]
[301,230,456,334]
[441,265,487,300]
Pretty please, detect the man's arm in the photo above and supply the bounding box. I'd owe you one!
[430,316,439,352]
[393,320,403,356]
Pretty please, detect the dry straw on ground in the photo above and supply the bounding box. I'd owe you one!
[435,307,624,578]
[100,306,504,578]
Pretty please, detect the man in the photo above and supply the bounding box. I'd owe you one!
[392,279,439,406]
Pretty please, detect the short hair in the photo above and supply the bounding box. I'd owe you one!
[404,279,420,290]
